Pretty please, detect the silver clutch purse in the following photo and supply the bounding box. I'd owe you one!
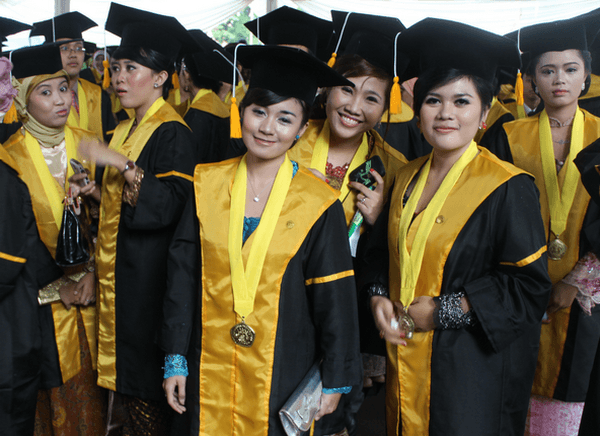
[279,362,322,436]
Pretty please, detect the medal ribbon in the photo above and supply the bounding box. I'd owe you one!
[398,141,478,307]
[228,154,293,319]
[539,109,584,238]
[309,119,369,201]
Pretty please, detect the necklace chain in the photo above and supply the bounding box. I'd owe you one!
[248,175,274,202]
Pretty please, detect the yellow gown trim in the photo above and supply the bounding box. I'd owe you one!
[96,98,183,391]
[0,251,27,263]
[499,245,547,267]
[386,147,526,436]
[155,170,194,182]
[194,157,339,436]
[304,269,354,286]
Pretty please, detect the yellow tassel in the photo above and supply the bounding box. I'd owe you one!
[327,53,337,68]
[515,72,524,106]
[4,103,18,123]
[390,76,402,114]
[230,97,242,138]
[172,72,180,90]
[102,60,110,90]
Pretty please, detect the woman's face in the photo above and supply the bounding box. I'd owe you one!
[110,59,163,112]
[534,49,587,110]
[326,75,388,144]
[419,76,487,156]
[242,99,307,162]
[27,77,72,128]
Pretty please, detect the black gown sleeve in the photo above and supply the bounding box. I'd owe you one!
[121,122,195,230]
[479,123,514,163]
[101,89,117,141]
[461,175,552,353]
[303,200,362,389]
[160,191,200,355]
[575,138,600,206]
[184,108,230,164]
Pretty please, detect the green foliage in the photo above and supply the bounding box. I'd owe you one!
[211,6,254,45]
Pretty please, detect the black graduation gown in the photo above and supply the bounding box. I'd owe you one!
[0,122,21,145]
[161,160,362,436]
[183,107,230,163]
[97,120,196,401]
[0,159,61,435]
[375,117,431,161]
[357,155,551,436]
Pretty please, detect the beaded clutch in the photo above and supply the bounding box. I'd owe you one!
[279,362,322,435]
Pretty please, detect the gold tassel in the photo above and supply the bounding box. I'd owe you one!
[230,97,242,138]
[515,72,524,106]
[327,53,337,68]
[172,72,180,90]
[390,76,402,114]
[4,103,18,123]
[102,60,110,90]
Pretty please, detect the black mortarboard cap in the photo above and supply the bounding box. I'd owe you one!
[236,45,353,106]
[188,29,235,84]
[519,19,588,60]
[11,43,64,79]
[244,6,333,60]
[590,29,600,75]
[84,41,97,60]
[0,17,31,41]
[105,2,199,61]
[329,11,408,80]
[30,12,96,43]
[570,7,600,46]
[400,18,520,83]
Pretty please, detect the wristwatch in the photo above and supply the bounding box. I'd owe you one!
[121,160,136,175]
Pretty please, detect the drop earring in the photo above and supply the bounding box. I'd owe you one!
[582,83,586,91]
[153,83,159,88]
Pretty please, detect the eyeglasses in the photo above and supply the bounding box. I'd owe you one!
[60,46,85,54]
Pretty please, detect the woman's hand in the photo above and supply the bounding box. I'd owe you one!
[68,172,100,202]
[314,392,342,421]
[370,296,407,346]
[78,138,127,169]
[407,296,436,332]
[58,279,78,310]
[546,281,578,317]
[163,376,187,414]
[75,272,96,306]
[350,170,385,226]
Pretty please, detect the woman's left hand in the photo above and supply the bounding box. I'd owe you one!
[314,392,342,421]
[75,272,96,306]
[407,296,436,332]
[350,169,385,226]
[68,172,100,202]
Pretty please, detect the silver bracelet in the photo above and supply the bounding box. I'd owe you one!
[367,283,389,299]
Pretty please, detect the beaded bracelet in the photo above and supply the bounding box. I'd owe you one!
[122,166,144,207]
[433,291,476,329]
[367,283,390,299]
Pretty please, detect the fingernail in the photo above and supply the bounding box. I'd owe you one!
[370,168,375,172]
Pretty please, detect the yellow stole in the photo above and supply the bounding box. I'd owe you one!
[288,119,407,225]
[96,98,183,390]
[397,142,478,307]
[3,125,97,383]
[186,88,230,119]
[580,74,600,100]
[505,109,600,397]
[3,102,18,124]
[386,148,527,436]
[194,157,340,436]
[474,98,512,143]
[67,79,104,140]
[0,144,20,174]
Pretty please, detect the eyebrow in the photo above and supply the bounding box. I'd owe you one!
[540,61,581,68]
[279,110,297,117]
[427,92,474,98]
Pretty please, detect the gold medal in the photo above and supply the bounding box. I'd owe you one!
[230,320,255,347]
[399,312,415,340]
[548,236,567,261]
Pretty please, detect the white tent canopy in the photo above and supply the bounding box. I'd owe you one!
[1,0,599,50]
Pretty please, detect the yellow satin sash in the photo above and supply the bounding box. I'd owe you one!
[309,119,369,202]
[229,155,293,321]
[398,141,478,307]
[539,109,584,246]
[187,88,230,119]
[67,81,88,133]
[0,145,20,174]
[516,105,526,119]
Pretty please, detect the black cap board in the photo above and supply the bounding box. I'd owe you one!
[590,30,600,75]
[400,18,520,83]
[519,18,588,60]
[0,17,31,42]
[11,43,64,79]
[188,29,235,84]
[105,2,199,61]
[236,45,353,106]
[244,6,333,61]
[329,11,408,80]
[30,11,96,43]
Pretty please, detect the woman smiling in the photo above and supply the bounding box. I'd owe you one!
[160,46,361,436]
[360,19,551,436]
